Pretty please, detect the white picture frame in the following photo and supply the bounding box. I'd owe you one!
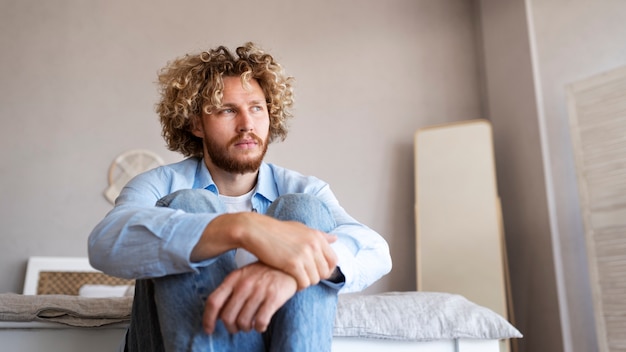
[22,256,97,295]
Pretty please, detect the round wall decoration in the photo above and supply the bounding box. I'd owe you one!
[104,149,164,204]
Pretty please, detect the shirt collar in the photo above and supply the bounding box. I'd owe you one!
[193,158,217,193]
[193,158,279,201]
[255,162,279,202]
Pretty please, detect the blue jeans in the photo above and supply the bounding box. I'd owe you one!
[124,190,339,352]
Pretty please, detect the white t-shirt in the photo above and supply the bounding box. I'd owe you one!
[219,188,258,268]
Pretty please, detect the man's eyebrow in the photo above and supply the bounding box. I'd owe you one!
[219,100,266,107]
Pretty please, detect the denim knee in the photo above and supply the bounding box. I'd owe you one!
[267,194,336,233]
[155,188,225,213]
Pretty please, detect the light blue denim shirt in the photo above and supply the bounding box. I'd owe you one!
[88,157,392,293]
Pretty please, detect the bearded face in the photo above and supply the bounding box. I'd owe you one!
[204,132,268,174]
[192,76,271,176]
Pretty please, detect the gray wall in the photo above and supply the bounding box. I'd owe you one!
[478,1,563,351]
[479,1,626,351]
[0,0,483,295]
[529,1,626,351]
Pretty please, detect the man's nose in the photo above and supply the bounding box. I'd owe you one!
[237,110,254,132]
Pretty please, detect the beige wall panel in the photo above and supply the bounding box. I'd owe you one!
[415,119,508,320]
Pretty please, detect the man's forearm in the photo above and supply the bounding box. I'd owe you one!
[191,213,246,262]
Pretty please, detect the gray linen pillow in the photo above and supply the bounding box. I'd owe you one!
[333,291,522,341]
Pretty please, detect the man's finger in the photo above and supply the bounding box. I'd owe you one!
[219,278,254,334]
[287,259,310,290]
[253,296,284,333]
[323,247,338,277]
[304,259,321,289]
[324,233,338,243]
[236,290,264,332]
[203,281,234,334]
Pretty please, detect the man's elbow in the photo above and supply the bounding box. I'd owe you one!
[87,245,108,273]
[381,251,392,276]
[376,239,392,275]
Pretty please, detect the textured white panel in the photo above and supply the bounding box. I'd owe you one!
[568,65,626,352]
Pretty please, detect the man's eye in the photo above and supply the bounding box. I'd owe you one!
[220,108,235,115]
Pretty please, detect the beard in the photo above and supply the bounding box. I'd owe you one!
[205,133,268,174]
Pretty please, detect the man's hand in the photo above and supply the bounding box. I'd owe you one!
[193,212,338,290]
[238,214,338,289]
[203,262,297,334]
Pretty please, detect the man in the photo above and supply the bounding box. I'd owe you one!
[89,42,392,351]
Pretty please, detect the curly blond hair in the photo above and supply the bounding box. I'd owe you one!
[156,42,294,157]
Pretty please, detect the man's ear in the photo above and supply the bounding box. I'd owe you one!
[191,115,204,138]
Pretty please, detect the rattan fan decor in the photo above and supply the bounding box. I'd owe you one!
[104,149,164,204]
